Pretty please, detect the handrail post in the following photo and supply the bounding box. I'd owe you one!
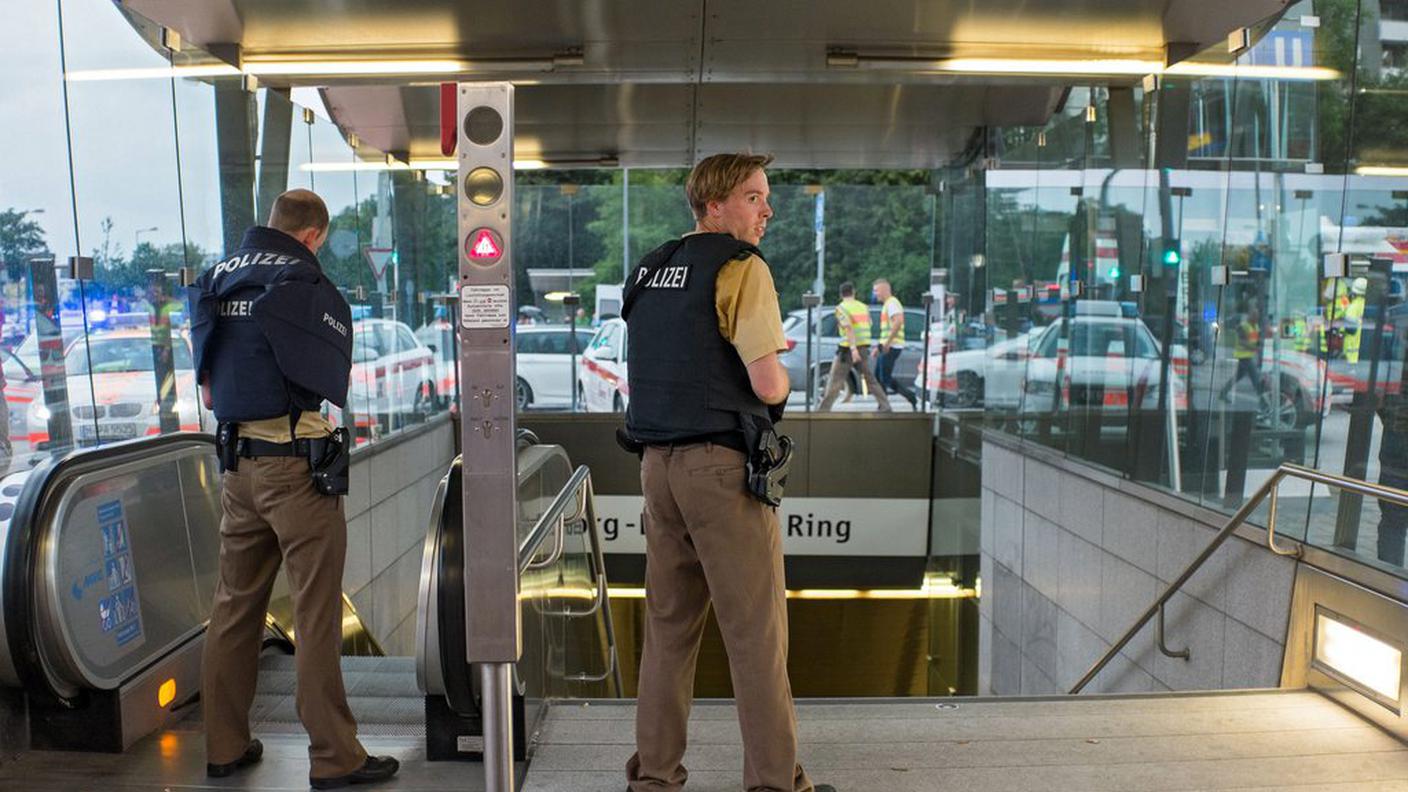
[1155,603,1189,660]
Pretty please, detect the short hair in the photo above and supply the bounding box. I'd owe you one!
[839,281,855,297]
[686,152,775,221]
[873,278,890,288]
[268,189,330,235]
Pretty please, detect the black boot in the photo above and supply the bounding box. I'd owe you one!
[207,738,263,778]
[310,755,400,789]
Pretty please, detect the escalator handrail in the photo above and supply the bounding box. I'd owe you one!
[2,433,217,703]
[518,467,623,695]
[518,466,589,575]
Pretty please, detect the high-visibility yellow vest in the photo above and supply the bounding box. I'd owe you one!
[879,296,906,349]
[1344,296,1365,363]
[1233,319,1260,360]
[836,298,872,348]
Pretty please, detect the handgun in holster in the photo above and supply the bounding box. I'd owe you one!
[746,428,794,507]
[307,428,351,496]
[215,423,239,473]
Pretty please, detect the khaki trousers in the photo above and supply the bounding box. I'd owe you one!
[202,455,366,779]
[628,443,813,792]
[817,345,891,412]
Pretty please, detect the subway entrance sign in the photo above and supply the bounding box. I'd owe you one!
[465,227,504,264]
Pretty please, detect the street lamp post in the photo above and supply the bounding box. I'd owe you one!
[135,226,158,252]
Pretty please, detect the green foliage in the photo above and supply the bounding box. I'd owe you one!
[0,209,48,276]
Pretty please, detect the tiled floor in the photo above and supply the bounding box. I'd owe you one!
[524,691,1408,792]
[6,673,1408,791]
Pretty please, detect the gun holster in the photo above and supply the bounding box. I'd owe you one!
[307,428,351,496]
[615,427,645,459]
[745,429,794,507]
[215,423,239,473]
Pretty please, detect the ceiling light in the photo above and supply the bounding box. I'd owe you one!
[65,64,239,82]
[300,157,559,173]
[1356,166,1408,177]
[825,51,1340,81]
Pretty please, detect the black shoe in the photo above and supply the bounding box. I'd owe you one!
[207,739,263,778]
[310,755,400,789]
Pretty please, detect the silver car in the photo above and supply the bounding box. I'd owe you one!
[780,305,929,398]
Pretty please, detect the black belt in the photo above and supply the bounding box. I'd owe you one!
[235,437,318,458]
[662,431,748,454]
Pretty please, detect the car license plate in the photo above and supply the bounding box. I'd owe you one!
[78,423,140,441]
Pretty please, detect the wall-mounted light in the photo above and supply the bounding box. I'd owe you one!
[1313,607,1403,711]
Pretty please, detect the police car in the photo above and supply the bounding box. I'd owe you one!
[23,329,205,449]
[514,324,593,409]
[349,318,438,421]
[577,317,628,412]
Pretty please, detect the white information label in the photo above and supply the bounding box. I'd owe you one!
[456,735,484,752]
[591,495,929,557]
[460,285,511,329]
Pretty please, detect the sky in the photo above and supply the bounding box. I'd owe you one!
[0,0,365,266]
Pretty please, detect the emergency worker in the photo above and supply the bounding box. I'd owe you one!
[870,278,918,410]
[1344,277,1367,364]
[618,154,833,792]
[1219,301,1266,405]
[818,282,891,412]
[189,190,398,789]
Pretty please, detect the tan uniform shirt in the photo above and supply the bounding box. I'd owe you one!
[714,253,788,365]
[239,411,334,443]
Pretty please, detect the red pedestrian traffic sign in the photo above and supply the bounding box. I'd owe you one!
[465,228,504,264]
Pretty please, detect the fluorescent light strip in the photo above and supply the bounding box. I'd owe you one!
[841,55,1341,82]
[1356,166,1408,177]
[607,576,975,601]
[300,158,547,172]
[65,64,240,82]
[68,57,554,83]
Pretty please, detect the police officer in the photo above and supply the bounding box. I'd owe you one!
[620,154,833,792]
[189,189,398,789]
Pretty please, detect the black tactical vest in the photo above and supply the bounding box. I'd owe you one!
[188,226,353,423]
[622,233,772,446]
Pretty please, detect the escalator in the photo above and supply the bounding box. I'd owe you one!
[0,430,620,765]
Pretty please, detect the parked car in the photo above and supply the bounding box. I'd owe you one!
[414,319,458,406]
[349,318,438,422]
[780,305,929,398]
[1014,315,1185,421]
[578,318,628,412]
[23,329,205,449]
[513,325,593,409]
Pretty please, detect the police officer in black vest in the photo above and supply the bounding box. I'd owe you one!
[620,155,833,792]
[189,189,398,789]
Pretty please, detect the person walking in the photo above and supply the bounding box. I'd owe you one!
[818,282,891,412]
[618,153,834,792]
[870,278,918,410]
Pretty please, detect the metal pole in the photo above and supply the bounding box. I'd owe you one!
[565,293,581,413]
[803,292,821,411]
[622,167,631,282]
[921,293,933,412]
[481,663,514,791]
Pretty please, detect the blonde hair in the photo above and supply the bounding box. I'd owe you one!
[686,152,774,220]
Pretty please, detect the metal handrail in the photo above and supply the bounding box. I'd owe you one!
[514,464,624,695]
[1070,462,1408,694]
[518,466,588,574]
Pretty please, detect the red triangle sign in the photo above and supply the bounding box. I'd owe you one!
[467,228,503,261]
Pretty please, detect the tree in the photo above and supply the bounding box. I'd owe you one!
[0,208,49,278]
